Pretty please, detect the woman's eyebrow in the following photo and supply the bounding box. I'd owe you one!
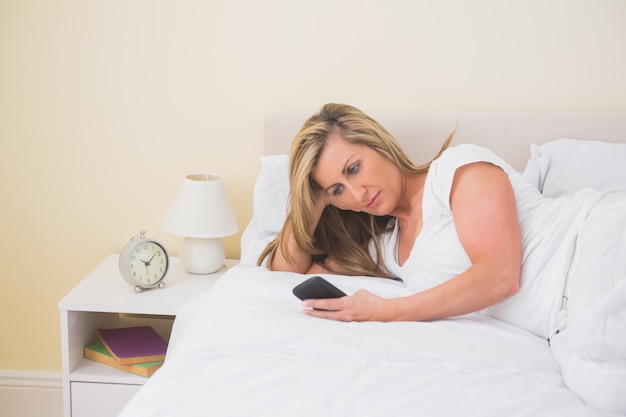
[341,154,356,175]
[322,154,356,193]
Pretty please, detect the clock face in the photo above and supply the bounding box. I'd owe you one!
[127,241,169,287]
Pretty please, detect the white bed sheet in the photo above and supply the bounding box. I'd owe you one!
[119,265,621,417]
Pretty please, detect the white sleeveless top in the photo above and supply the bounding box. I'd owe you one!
[378,144,602,338]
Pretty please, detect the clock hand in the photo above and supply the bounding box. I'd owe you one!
[146,251,159,267]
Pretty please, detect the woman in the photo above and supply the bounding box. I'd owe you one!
[258,103,595,339]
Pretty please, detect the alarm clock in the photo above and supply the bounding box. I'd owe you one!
[119,230,169,292]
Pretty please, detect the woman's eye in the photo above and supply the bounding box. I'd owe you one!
[332,185,344,196]
[347,163,360,175]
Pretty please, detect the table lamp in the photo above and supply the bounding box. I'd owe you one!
[162,173,238,274]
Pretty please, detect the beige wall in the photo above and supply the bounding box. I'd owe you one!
[1,0,625,372]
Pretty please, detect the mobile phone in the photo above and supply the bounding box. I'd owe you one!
[292,276,347,300]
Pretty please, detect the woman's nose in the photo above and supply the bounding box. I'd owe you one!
[346,183,367,204]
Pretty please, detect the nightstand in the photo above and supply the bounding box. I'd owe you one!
[58,254,238,417]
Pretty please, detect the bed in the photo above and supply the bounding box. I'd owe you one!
[119,111,626,417]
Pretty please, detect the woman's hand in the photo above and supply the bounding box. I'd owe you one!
[301,290,388,322]
[314,187,333,211]
[268,189,332,274]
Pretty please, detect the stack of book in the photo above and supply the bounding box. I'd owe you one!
[84,325,168,377]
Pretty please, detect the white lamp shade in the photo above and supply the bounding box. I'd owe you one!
[162,174,239,238]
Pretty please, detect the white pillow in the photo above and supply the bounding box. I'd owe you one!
[240,155,289,265]
[522,138,626,197]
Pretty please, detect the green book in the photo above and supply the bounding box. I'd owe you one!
[84,343,163,377]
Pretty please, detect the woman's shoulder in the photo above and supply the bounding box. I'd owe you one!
[437,143,506,164]
[426,144,513,208]
[432,144,511,175]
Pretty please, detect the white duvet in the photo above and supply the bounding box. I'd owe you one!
[549,190,626,413]
[119,264,624,417]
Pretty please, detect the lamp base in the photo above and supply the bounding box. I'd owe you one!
[179,237,225,274]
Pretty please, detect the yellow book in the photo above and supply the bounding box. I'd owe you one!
[84,343,163,377]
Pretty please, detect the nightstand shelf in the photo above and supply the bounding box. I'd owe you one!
[58,254,237,417]
[71,357,149,385]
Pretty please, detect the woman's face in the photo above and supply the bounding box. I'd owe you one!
[312,133,403,215]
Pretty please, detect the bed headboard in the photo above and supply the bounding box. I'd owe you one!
[263,111,626,171]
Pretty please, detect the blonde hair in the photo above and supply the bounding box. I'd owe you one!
[258,103,454,277]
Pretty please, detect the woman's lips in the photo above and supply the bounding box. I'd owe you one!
[366,192,380,209]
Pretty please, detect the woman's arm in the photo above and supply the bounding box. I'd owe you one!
[267,194,328,274]
[303,162,522,321]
